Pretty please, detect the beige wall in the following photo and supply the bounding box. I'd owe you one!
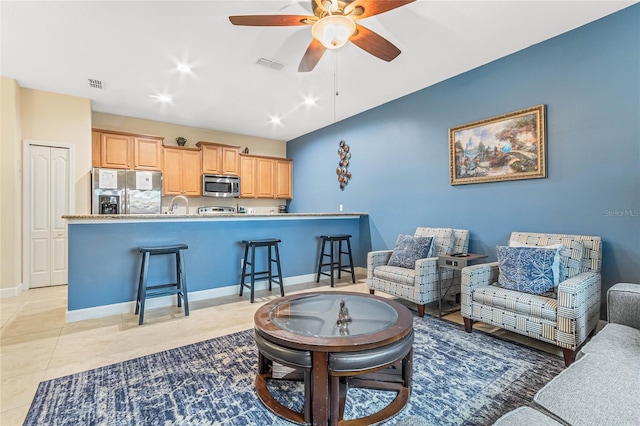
[21,88,93,214]
[1,77,23,293]
[92,112,286,158]
[0,78,92,293]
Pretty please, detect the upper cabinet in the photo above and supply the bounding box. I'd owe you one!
[196,141,240,176]
[92,129,163,170]
[274,159,293,199]
[239,155,257,198]
[256,156,275,198]
[162,147,202,196]
[239,154,292,199]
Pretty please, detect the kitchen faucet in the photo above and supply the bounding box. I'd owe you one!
[169,195,189,214]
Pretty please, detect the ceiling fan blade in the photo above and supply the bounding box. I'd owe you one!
[229,15,315,26]
[345,0,416,20]
[350,24,401,62]
[298,38,327,72]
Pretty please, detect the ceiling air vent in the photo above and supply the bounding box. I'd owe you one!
[256,58,284,71]
[87,78,104,89]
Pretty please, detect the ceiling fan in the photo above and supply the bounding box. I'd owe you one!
[229,0,415,72]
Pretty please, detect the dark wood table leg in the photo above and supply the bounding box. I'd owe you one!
[312,351,330,425]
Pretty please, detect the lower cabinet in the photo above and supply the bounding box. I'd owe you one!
[163,147,202,196]
[239,154,292,199]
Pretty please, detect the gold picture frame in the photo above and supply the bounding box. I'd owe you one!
[449,105,546,185]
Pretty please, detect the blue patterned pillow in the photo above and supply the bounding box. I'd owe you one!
[388,235,433,269]
[496,246,557,294]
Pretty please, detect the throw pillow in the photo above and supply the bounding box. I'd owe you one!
[387,234,433,269]
[509,240,565,286]
[496,246,557,295]
[415,227,454,257]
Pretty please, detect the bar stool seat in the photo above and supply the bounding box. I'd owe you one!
[240,239,284,303]
[135,244,189,325]
[316,234,356,287]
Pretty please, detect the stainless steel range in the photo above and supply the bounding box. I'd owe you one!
[197,206,237,215]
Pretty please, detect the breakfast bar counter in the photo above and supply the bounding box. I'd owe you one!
[64,212,365,223]
[63,213,370,322]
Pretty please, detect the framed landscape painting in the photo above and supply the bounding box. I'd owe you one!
[449,105,546,185]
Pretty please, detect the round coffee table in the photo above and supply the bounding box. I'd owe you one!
[254,291,414,425]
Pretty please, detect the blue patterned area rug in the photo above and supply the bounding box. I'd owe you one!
[24,314,564,425]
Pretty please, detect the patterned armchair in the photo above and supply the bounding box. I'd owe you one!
[368,227,469,317]
[461,232,602,366]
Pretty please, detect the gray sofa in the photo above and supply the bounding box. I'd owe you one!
[494,282,640,425]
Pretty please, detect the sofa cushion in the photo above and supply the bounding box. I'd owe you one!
[387,234,433,269]
[373,265,416,286]
[534,353,640,426]
[577,322,640,361]
[473,285,558,322]
[497,246,557,294]
[493,406,563,426]
[607,283,640,329]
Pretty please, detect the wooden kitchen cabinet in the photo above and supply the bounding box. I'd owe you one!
[239,155,257,197]
[92,129,163,170]
[239,154,292,199]
[197,141,240,176]
[256,157,275,198]
[275,159,293,199]
[162,147,202,196]
[133,136,163,170]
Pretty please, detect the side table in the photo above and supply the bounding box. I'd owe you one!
[437,253,487,317]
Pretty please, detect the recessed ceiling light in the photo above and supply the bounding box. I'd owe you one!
[177,63,191,73]
[150,94,173,103]
[303,96,316,106]
[269,116,282,125]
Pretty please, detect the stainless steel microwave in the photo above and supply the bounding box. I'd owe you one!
[202,174,240,197]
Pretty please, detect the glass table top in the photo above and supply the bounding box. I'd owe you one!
[269,293,398,337]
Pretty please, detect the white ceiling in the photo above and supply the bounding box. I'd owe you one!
[1,1,635,141]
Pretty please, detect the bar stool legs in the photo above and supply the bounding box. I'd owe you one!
[135,244,189,325]
[240,239,284,303]
[316,235,356,287]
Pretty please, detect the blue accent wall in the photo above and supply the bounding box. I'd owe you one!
[287,5,640,308]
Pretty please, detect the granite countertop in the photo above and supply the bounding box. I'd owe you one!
[63,212,367,220]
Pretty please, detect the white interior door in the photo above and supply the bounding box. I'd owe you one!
[29,145,70,288]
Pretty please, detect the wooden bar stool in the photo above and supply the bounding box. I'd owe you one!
[135,244,189,325]
[240,239,284,303]
[316,234,356,287]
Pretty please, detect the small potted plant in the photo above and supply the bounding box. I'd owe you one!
[175,136,187,146]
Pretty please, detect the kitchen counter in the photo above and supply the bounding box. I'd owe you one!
[63,212,366,223]
[65,212,371,322]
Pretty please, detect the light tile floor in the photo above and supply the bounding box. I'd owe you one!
[0,277,561,425]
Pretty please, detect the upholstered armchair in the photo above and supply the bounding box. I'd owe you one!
[368,227,469,317]
[461,232,602,366]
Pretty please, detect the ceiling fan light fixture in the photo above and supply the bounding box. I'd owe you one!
[311,15,355,49]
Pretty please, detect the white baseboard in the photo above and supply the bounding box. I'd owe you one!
[0,283,24,298]
[65,272,328,323]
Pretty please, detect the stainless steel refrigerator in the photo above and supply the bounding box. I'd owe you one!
[91,168,162,215]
